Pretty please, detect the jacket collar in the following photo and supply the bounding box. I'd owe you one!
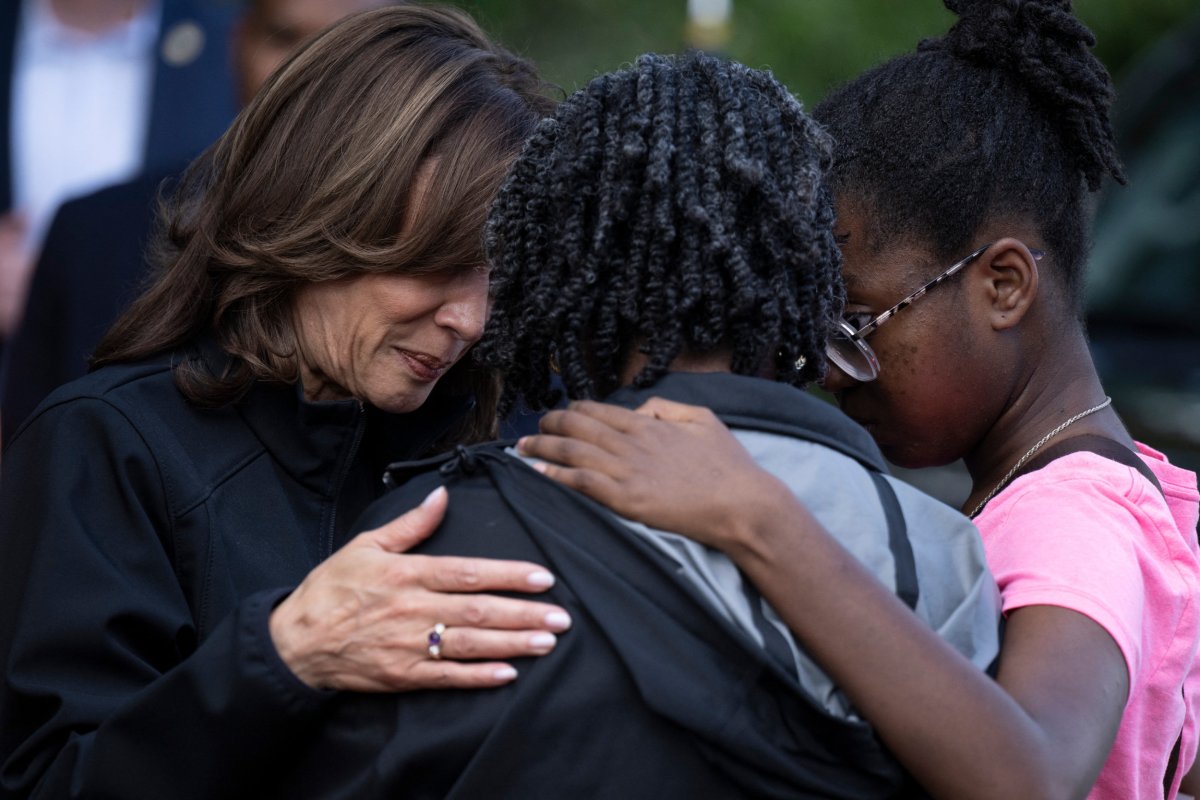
[189,337,471,494]
[606,372,889,474]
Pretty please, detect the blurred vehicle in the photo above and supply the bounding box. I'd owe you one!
[1086,12,1200,474]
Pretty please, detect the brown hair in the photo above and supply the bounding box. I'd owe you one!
[92,4,554,442]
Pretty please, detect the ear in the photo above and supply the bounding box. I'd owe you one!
[976,238,1040,331]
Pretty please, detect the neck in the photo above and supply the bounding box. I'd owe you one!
[618,347,734,387]
[961,324,1130,515]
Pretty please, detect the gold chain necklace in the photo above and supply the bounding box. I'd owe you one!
[969,396,1113,519]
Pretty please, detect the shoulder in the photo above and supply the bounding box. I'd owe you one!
[983,451,1179,546]
[1,366,178,531]
[977,453,1200,674]
[13,358,176,439]
[9,358,265,511]
[18,357,178,429]
[735,429,999,617]
[355,444,559,553]
[978,452,1159,573]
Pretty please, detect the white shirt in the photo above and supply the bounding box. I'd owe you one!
[10,0,161,250]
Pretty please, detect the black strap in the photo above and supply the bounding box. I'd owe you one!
[1164,719,1183,797]
[741,581,800,681]
[1012,434,1165,499]
[869,472,920,610]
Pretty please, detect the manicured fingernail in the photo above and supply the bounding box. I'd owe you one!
[421,486,446,507]
[530,632,557,650]
[516,437,529,452]
[527,571,555,588]
[545,611,572,631]
[531,462,548,475]
[494,666,518,681]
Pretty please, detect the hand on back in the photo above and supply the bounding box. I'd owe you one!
[269,486,572,692]
[519,398,794,550]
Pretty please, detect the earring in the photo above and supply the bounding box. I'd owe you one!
[794,355,807,372]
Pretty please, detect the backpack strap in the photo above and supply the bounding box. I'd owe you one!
[1012,434,1165,499]
[868,472,920,610]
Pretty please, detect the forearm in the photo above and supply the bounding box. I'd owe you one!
[1179,756,1200,797]
[724,486,1073,800]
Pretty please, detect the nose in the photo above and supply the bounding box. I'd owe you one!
[434,270,490,343]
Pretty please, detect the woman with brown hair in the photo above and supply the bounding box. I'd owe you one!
[0,7,567,798]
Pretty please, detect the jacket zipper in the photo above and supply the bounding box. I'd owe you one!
[324,401,366,557]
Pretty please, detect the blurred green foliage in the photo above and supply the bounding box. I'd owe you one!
[461,0,1199,106]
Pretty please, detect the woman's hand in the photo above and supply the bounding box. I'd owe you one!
[517,398,793,551]
[269,486,572,691]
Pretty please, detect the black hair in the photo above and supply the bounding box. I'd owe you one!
[478,51,843,413]
[813,0,1124,316]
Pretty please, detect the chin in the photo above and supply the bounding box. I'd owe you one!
[881,441,961,471]
[880,445,920,469]
[368,387,436,415]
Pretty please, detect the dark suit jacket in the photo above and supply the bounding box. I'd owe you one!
[0,0,237,213]
[0,168,183,445]
[0,1,237,442]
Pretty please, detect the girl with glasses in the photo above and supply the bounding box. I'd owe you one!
[519,1,1200,797]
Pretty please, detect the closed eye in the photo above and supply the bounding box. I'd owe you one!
[843,311,874,331]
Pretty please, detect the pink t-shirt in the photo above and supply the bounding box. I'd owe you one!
[975,443,1200,800]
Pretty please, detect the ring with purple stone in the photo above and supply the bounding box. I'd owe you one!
[427,623,446,660]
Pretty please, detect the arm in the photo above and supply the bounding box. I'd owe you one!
[519,399,1128,800]
[1180,756,1200,798]
[0,401,568,799]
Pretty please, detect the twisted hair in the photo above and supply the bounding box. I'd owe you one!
[814,0,1123,315]
[92,5,553,442]
[478,51,843,413]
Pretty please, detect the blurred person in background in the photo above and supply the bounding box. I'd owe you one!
[0,0,389,447]
[0,0,237,340]
[0,7,567,798]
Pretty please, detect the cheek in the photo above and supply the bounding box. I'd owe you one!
[862,336,960,451]
[874,358,991,466]
[869,326,935,398]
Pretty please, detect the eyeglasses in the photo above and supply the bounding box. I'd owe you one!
[826,242,1045,382]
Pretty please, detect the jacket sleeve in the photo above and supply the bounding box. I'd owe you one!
[0,397,331,800]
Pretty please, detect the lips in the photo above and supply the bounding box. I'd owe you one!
[395,348,454,383]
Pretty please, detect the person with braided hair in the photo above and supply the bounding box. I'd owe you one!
[519,1,1200,798]
[307,50,1001,798]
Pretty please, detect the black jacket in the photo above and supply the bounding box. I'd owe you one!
[288,373,999,799]
[0,346,468,799]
